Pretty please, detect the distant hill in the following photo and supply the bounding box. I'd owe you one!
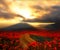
[45,22,60,30]
[0,23,37,31]
[0,22,60,31]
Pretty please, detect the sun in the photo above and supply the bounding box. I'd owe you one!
[10,7,36,20]
[6,0,36,20]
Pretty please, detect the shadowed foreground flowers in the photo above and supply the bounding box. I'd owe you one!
[0,34,60,50]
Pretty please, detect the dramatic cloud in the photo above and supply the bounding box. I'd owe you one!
[0,0,60,29]
[0,0,60,19]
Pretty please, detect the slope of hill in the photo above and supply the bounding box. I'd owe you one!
[0,23,36,31]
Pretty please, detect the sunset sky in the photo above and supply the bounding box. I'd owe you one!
[0,0,60,29]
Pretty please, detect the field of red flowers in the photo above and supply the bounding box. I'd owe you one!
[0,30,60,50]
[0,30,60,38]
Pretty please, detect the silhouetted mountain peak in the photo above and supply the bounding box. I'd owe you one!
[0,23,36,31]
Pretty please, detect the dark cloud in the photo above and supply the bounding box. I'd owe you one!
[0,0,11,19]
[31,5,43,10]
[0,10,25,19]
[28,5,60,22]
[0,0,26,19]
[42,6,60,22]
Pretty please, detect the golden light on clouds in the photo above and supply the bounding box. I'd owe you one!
[0,0,59,28]
[0,17,23,28]
[0,0,60,19]
[27,22,55,29]
[3,0,36,19]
